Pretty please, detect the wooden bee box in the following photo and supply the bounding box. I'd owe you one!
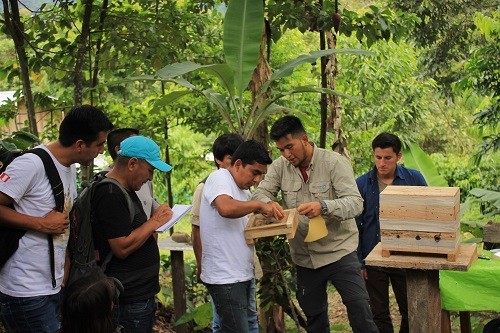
[379,186,461,261]
[245,209,298,240]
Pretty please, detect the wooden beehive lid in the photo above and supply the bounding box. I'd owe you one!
[381,186,459,197]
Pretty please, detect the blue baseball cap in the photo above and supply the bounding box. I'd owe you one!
[118,136,172,172]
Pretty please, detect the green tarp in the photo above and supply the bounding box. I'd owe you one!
[440,253,500,311]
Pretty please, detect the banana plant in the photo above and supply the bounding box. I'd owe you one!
[127,0,371,139]
[402,142,448,187]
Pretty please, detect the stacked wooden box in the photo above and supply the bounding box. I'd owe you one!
[245,209,298,241]
[380,186,461,261]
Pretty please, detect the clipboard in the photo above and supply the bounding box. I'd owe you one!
[155,204,192,233]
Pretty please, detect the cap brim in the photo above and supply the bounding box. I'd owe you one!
[148,159,172,172]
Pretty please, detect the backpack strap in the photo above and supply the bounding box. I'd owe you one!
[93,177,135,271]
[26,148,64,289]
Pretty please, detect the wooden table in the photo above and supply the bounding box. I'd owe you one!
[158,237,193,333]
[365,242,477,333]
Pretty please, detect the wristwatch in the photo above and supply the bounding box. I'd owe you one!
[319,200,328,215]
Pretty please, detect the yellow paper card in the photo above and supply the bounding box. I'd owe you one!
[304,216,328,242]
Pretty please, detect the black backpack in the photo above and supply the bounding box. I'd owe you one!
[0,148,64,288]
[67,175,134,286]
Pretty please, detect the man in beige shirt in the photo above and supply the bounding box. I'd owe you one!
[252,116,378,333]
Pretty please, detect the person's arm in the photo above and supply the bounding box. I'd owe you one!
[214,195,284,220]
[190,182,204,282]
[321,155,364,221]
[192,224,202,282]
[354,176,367,273]
[0,192,69,234]
[108,204,173,259]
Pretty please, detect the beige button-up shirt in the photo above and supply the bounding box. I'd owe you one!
[252,147,363,269]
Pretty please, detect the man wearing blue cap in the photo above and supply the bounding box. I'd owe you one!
[91,135,174,333]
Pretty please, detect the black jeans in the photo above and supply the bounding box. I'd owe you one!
[296,251,379,333]
[365,267,409,333]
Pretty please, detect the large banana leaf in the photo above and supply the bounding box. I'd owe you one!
[402,142,448,187]
[469,188,500,215]
[155,62,234,96]
[223,0,263,98]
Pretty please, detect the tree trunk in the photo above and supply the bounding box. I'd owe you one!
[73,0,93,105]
[90,0,109,105]
[249,22,272,145]
[73,0,94,183]
[3,0,38,137]
[324,30,350,158]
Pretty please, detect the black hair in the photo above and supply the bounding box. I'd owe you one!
[212,133,244,168]
[231,140,272,166]
[270,115,306,141]
[107,128,140,161]
[58,105,113,147]
[371,132,402,154]
[59,270,115,333]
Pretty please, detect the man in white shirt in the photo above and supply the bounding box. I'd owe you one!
[0,105,113,333]
[200,140,283,332]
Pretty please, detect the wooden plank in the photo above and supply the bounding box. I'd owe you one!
[380,202,459,221]
[483,221,500,243]
[407,270,441,332]
[380,186,459,197]
[381,229,460,254]
[171,250,188,333]
[380,218,458,233]
[365,242,477,271]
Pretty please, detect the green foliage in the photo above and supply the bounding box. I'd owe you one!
[402,143,448,187]
[130,1,371,139]
[0,130,40,158]
[469,188,500,217]
[266,1,419,47]
[388,0,497,95]
[158,254,212,331]
[453,11,500,161]
[175,302,212,330]
[223,0,263,98]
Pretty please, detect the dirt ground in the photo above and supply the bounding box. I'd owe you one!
[1,288,497,332]
[152,287,499,333]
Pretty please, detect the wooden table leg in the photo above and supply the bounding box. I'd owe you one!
[459,311,471,333]
[441,309,452,333]
[407,270,441,333]
[171,250,188,333]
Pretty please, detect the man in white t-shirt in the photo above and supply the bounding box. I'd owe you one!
[0,105,113,333]
[200,140,284,332]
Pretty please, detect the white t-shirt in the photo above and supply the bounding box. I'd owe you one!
[0,145,77,297]
[200,168,254,285]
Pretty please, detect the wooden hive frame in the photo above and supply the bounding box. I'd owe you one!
[245,209,298,241]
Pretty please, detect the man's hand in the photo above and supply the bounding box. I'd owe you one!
[150,204,173,228]
[361,268,368,280]
[42,210,69,234]
[260,201,285,220]
[297,201,322,218]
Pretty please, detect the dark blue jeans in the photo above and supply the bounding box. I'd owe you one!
[211,278,258,333]
[206,279,253,333]
[115,296,156,333]
[0,291,61,333]
[296,251,379,333]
